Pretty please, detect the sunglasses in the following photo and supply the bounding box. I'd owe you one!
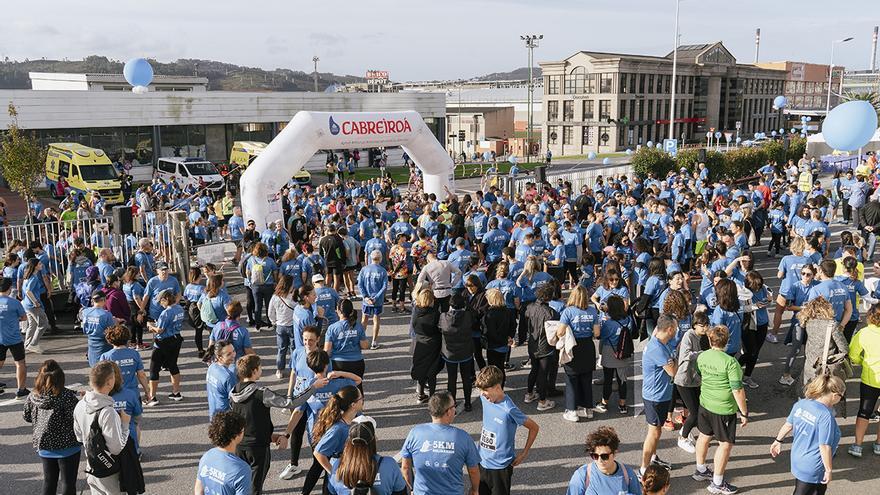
[801,272,814,276]
[590,452,613,461]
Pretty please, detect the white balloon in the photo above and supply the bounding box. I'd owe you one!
[132,85,149,94]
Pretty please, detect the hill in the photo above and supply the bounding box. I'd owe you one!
[472,66,542,81]
[0,55,365,91]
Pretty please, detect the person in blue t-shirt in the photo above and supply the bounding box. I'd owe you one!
[770,375,844,495]
[82,292,118,367]
[709,279,744,356]
[109,362,143,453]
[323,300,368,381]
[640,315,678,476]
[99,324,149,399]
[400,391,480,495]
[357,251,388,349]
[565,425,642,495]
[206,341,238,418]
[303,384,364,495]
[0,278,29,398]
[146,290,185,406]
[195,410,252,495]
[141,262,181,321]
[806,260,853,325]
[326,417,407,495]
[474,366,539,495]
[557,286,600,421]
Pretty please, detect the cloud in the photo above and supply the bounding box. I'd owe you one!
[308,33,344,47]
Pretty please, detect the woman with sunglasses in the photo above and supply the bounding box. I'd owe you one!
[770,374,844,495]
[590,268,630,312]
[778,264,818,387]
[565,426,641,495]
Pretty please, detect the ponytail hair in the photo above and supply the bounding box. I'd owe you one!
[336,421,378,489]
[293,284,315,305]
[311,385,361,446]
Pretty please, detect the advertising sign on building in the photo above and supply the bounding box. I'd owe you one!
[790,63,806,82]
[366,70,389,82]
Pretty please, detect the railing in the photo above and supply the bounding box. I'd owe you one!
[504,163,634,196]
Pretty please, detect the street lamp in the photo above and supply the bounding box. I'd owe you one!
[668,0,682,141]
[312,56,320,92]
[826,37,854,113]
[521,34,542,164]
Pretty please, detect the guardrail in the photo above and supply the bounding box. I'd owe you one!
[501,163,634,196]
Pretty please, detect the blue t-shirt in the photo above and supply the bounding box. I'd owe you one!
[292,305,317,349]
[302,377,357,440]
[316,286,341,324]
[0,295,26,345]
[290,347,333,396]
[478,395,528,469]
[99,347,143,392]
[227,216,245,241]
[642,336,674,402]
[327,456,407,495]
[482,229,510,262]
[560,306,599,339]
[787,399,840,484]
[197,447,252,495]
[314,420,349,458]
[644,276,667,309]
[183,283,205,303]
[599,316,631,350]
[111,387,143,452]
[710,307,743,355]
[155,304,185,342]
[400,423,480,495]
[835,276,868,322]
[206,362,238,418]
[807,279,850,322]
[143,276,180,320]
[486,279,518,309]
[123,281,145,303]
[325,320,367,362]
[199,292,232,328]
[134,252,156,281]
[82,307,115,366]
[210,320,252,359]
[565,462,642,495]
[21,275,45,310]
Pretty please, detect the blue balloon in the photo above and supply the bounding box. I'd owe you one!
[801,116,809,122]
[779,128,785,134]
[656,143,662,149]
[773,95,787,109]
[646,141,654,148]
[791,128,797,134]
[806,116,812,122]
[735,137,742,143]
[587,151,597,160]
[822,100,880,151]
[123,58,154,87]
[771,131,777,137]
[602,157,611,165]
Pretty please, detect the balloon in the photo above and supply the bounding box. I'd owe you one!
[587,151,597,160]
[646,141,654,148]
[771,131,777,137]
[779,128,785,134]
[131,85,149,94]
[123,58,154,88]
[806,116,812,122]
[791,128,797,134]
[773,95,787,109]
[625,149,633,155]
[735,137,742,143]
[801,116,809,122]
[508,155,518,165]
[822,100,880,151]
[656,143,662,149]
[602,157,611,165]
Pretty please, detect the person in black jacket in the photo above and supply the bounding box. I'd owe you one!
[465,274,489,369]
[523,284,559,412]
[860,199,880,261]
[440,292,477,412]
[409,289,442,404]
[230,354,323,495]
[23,360,81,495]
[482,289,517,387]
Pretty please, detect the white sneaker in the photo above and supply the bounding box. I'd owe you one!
[765,333,778,343]
[523,392,538,404]
[678,435,696,453]
[278,463,302,480]
[562,410,580,422]
[275,370,284,380]
[742,376,759,389]
[537,400,556,411]
[25,345,43,354]
[778,375,795,386]
[577,407,594,419]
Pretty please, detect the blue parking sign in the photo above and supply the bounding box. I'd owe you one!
[663,139,678,156]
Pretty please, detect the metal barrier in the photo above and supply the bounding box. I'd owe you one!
[506,163,633,196]
[0,210,189,291]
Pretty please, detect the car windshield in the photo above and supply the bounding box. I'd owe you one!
[186,162,219,176]
[79,165,118,181]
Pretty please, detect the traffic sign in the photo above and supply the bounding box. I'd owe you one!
[458,130,465,142]
[714,131,722,139]
[663,139,678,156]
[735,121,742,130]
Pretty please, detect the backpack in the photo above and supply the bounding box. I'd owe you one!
[200,297,219,325]
[84,409,120,479]
[215,320,241,343]
[612,318,634,360]
[249,258,267,286]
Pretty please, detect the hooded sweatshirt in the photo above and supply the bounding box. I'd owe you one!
[229,381,314,448]
[440,307,475,362]
[23,389,81,454]
[73,391,130,462]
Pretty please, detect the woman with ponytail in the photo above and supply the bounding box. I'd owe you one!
[324,299,369,382]
[327,417,407,495]
[292,284,321,349]
[302,384,363,495]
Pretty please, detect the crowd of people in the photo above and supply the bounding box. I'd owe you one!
[3,149,880,495]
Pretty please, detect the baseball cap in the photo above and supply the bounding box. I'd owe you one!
[156,261,169,270]
[311,274,325,283]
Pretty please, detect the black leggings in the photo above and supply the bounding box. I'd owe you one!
[245,285,256,323]
[41,453,80,495]
[473,338,486,369]
[392,278,407,303]
[677,385,701,438]
[486,349,507,387]
[527,352,557,401]
[792,479,827,495]
[332,359,365,393]
[857,382,880,420]
[844,320,859,342]
[289,412,307,465]
[128,302,144,345]
[446,359,475,406]
[603,367,627,403]
[738,323,768,377]
[768,232,783,255]
[301,456,329,495]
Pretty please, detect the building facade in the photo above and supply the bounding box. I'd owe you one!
[540,42,786,155]
[756,61,839,116]
[29,72,209,92]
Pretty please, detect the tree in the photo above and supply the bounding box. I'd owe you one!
[0,103,46,211]
[631,147,676,178]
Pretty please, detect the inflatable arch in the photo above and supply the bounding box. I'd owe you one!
[240,110,454,228]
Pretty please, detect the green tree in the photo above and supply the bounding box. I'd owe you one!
[0,103,47,211]
[631,147,675,178]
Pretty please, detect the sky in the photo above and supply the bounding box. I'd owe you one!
[3,0,878,81]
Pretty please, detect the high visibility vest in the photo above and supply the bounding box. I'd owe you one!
[797,171,812,192]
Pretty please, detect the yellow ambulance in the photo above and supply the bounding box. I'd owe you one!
[45,143,124,204]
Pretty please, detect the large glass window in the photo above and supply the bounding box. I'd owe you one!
[598,126,610,146]
[232,123,272,145]
[565,67,587,94]
[599,100,611,120]
[562,126,573,145]
[647,100,654,120]
[647,75,655,94]
[600,74,613,94]
[638,74,645,93]
[547,125,559,144]
[582,100,595,120]
[547,100,559,121]
[547,76,561,95]
[582,126,592,145]
[160,124,207,158]
[621,74,629,94]
[563,101,574,121]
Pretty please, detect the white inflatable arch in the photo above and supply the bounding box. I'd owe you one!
[240,110,454,228]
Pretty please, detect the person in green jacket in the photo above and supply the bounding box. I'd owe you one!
[847,306,880,457]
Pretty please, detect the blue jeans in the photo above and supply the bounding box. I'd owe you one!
[275,325,293,370]
[867,232,877,262]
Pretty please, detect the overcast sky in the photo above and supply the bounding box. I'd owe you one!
[3,0,878,81]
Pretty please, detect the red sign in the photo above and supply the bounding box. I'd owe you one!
[339,118,412,136]
[366,70,389,81]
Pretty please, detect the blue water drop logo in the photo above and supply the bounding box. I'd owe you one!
[329,116,340,135]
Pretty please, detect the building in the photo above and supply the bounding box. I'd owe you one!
[29,72,209,92]
[1,76,446,181]
[539,42,787,155]
[842,69,880,95]
[756,61,840,118]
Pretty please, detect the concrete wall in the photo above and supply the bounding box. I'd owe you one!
[205,124,228,162]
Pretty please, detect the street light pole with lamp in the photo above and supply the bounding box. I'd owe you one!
[312,56,320,92]
[521,34,542,165]
[669,0,682,142]
[826,37,854,114]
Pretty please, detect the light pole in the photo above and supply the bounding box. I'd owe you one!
[312,56,320,92]
[668,0,682,141]
[826,37,854,114]
[521,34,542,164]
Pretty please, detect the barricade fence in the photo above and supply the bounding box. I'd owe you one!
[504,163,633,196]
[1,210,190,292]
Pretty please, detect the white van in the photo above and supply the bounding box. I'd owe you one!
[155,157,225,192]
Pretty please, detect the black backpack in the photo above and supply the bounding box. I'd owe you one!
[84,409,120,479]
[612,318,635,360]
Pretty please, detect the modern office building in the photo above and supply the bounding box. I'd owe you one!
[842,69,880,95]
[539,42,787,155]
[755,61,838,116]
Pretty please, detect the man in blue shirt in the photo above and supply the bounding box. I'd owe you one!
[82,292,117,367]
[142,262,181,321]
[357,250,388,350]
[807,260,853,323]
[0,278,29,399]
[134,238,156,282]
[640,315,678,477]
[482,218,511,279]
[228,206,246,263]
[475,366,539,495]
[401,391,480,495]
[195,410,252,495]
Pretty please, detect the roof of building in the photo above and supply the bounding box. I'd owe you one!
[29,72,209,84]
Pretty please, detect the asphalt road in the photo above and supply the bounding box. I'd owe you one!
[2,189,878,495]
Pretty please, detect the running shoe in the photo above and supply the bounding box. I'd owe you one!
[618,404,629,415]
[578,407,593,419]
[742,376,759,389]
[369,342,381,350]
[14,388,30,400]
[25,345,43,354]
[707,480,739,495]
[275,370,284,380]
[874,443,880,456]
[168,392,184,402]
[651,456,672,470]
[523,392,538,404]
[662,420,675,431]
[778,375,795,386]
[678,435,696,453]
[536,400,556,411]
[279,463,302,480]
[848,445,863,458]
[765,333,778,343]
[504,363,517,372]
[593,402,608,413]
[562,410,580,422]
[416,394,429,405]
[692,467,714,482]
[145,397,160,407]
